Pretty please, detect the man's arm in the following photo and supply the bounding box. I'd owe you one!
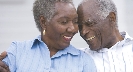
[0,51,10,72]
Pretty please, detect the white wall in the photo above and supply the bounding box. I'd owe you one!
[0,0,132,53]
[124,0,133,37]
[0,0,40,53]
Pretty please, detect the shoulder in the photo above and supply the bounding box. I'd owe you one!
[130,39,133,50]
[125,36,133,52]
[71,47,95,66]
[75,47,94,61]
[11,40,33,48]
[67,45,91,57]
[7,39,35,53]
[78,48,97,72]
[78,47,88,52]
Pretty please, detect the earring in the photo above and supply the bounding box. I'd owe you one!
[43,30,45,35]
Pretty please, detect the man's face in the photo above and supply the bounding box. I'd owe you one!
[45,2,78,50]
[77,2,113,51]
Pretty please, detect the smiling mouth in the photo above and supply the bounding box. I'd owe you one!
[86,36,95,41]
[63,36,72,41]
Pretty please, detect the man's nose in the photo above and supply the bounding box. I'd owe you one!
[80,25,89,36]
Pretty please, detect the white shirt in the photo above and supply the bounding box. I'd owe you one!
[81,32,133,72]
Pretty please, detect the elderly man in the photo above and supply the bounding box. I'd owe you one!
[77,0,133,72]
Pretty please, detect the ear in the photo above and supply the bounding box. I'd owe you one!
[108,12,117,28]
[40,15,47,30]
[108,12,116,22]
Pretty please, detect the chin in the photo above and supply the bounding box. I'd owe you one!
[89,46,100,51]
[90,48,96,51]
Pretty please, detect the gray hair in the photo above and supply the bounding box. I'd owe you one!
[33,0,73,32]
[80,0,118,26]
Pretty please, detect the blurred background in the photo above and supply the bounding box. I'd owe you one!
[0,0,133,53]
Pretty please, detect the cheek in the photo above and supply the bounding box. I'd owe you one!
[49,25,66,38]
[94,26,110,48]
[75,25,79,32]
[91,26,101,36]
[91,27,102,44]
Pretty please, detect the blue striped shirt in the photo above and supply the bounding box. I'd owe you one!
[2,35,96,72]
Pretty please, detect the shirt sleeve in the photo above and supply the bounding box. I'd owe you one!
[82,52,97,72]
[2,41,17,72]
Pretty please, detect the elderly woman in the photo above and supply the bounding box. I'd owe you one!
[1,0,96,72]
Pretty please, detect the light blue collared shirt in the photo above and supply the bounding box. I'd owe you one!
[3,35,96,72]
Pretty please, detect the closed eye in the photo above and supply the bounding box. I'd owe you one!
[73,18,78,24]
[86,21,97,27]
[73,20,78,24]
[61,21,68,24]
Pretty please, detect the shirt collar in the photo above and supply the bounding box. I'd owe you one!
[51,45,80,58]
[30,35,42,48]
[89,31,133,53]
[112,31,133,48]
[30,35,80,58]
[121,31,133,41]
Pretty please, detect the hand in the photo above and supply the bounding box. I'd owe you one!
[0,51,7,60]
[0,51,10,72]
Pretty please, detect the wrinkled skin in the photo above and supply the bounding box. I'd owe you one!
[0,51,10,72]
[77,1,123,51]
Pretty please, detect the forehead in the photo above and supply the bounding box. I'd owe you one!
[54,2,77,18]
[78,1,101,21]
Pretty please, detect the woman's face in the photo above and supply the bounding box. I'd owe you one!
[44,2,78,50]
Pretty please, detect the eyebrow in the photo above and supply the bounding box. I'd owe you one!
[82,19,92,23]
[59,16,78,20]
[82,19,97,24]
[58,16,69,19]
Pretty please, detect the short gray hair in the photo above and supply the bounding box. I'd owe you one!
[80,0,118,26]
[33,0,73,32]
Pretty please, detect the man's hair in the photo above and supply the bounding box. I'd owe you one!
[33,0,73,32]
[79,0,118,26]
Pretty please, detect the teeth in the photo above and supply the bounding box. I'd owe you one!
[64,36,71,39]
[86,36,95,41]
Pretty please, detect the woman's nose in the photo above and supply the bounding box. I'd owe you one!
[67,22,78,33]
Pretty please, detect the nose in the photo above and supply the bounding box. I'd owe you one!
[80,25,89,36]
[67,22,78,34]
